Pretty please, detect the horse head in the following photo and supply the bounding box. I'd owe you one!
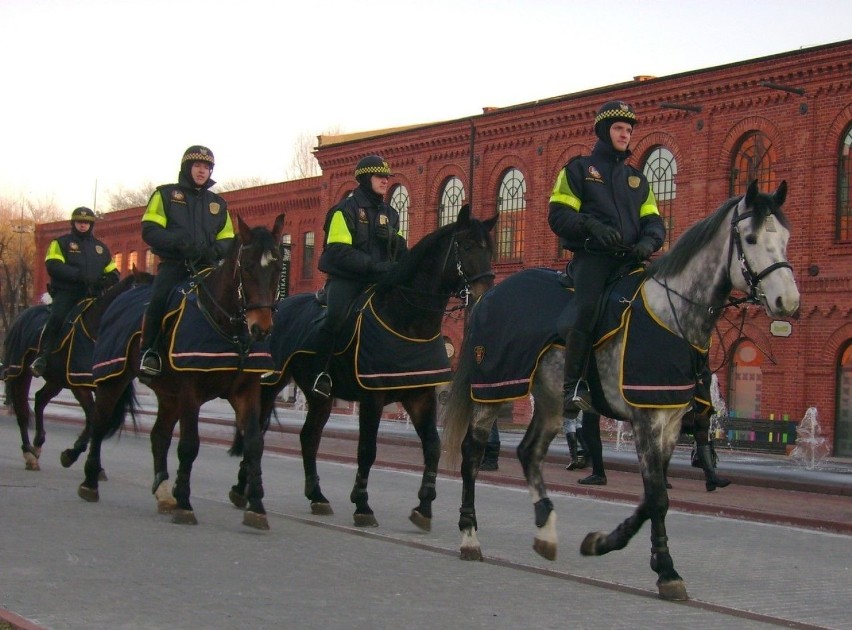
[234,212,286,341]
[730,180,800,318]
[447,204,498,301]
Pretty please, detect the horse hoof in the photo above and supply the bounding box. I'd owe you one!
[98,469,108,482]
[77,485,99,503]
[172,509,198,525]
[60,450,76,468]
[580,532,606,556]
[229,488,248,509]
[460,546,483,561]
[657,579,689,601]
[353,513,378,528]
[23,452,40,471]
[310,502,333,516]
[243,511,270,530]
[409,509,431,532]
[157,498,177,514]
[533,538,557,561]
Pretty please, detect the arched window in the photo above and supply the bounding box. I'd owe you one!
[836,342,852,456]
[642,146,677,250]
[128,251,138,272]
[495,168,526,262]
[145,249,155,271]
[730,131,776,196]
[439,177,465,227]
[301,231,314,280]
[113,252,123,274]
[837,125,852,242]
[389,184,410,240]
[727,339,763,419]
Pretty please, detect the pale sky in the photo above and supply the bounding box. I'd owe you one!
[1,0,850,213]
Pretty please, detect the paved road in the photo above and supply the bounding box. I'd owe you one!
[1,394,851,629]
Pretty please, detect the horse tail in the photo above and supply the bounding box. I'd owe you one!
[102,379,138,439]
[441,337,475,471]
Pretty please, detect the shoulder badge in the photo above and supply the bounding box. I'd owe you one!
[69,242,79,252]
[172,190,185,202]
[95,245,104,254]
[474,345,486,364]
[628,176,641,189]
[358,208,368,222]
[209,202,221,215]
[588,166,602,180]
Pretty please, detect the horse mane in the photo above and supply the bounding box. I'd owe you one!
[647,190,789,280]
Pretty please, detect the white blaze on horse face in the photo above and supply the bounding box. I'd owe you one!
[738,211,800,318]
[261,249,276,267]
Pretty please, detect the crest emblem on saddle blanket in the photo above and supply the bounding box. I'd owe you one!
[474,345,485,364]
[209,202,221,215]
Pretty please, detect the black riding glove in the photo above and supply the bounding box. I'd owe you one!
[200,244,219,263]
[375,222,390,240]
[181,243,201,260]
[585,219,622,248]
[372,260,396,275]
[632,237,656,261]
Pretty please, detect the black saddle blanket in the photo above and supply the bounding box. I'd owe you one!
[468,267,705,408]
[269,291,451,391]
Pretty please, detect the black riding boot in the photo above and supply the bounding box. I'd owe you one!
[139,316,162,377]
[562,328,593,418]
[30,327,57,377]
[696,443,730,492]
[311,328,334,399]
[564,432,587,470]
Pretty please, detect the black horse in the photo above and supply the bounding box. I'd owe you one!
[77,214,285,530]
[2,268,152,471]
[242,205,496,530]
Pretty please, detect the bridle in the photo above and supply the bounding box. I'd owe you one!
[439,232,495,314]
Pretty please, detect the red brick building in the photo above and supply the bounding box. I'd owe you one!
[34,40,852,455]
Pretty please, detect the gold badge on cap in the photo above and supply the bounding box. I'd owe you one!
[209,202,221,215]
[628,176,640,189]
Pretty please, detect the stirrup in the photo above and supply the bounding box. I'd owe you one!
[140,349,162,377]
[260,371,278,385]
[311,372,332,399]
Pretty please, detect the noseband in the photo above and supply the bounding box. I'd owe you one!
[725,203,793,309]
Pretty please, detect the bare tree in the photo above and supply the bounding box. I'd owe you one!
[0,196,61,338]
[284,127,341,181]
[106,181,157,211]
[215,176,271,192]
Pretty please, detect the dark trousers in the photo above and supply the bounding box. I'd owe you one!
[315,276,366,366]
[141,261,190,351]
[581,412,606,477]
[559,252,631,335]
[41,290,84,354]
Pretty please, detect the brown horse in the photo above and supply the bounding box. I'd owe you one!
[77,214,285,530]
[2,267,152,471]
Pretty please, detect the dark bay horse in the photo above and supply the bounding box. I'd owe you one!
[249,205,496,530]
[77,213,285,530]
[442,181,800,599]
[2,268,152,471]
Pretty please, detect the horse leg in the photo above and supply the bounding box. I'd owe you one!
[150,404,178,515]
[516,404,560,561]
[78,381,121,502]
[457,404,497,561]
[8,376,38,471]
[232,385,269,531]
[170,407,201,525]
[300,396,333,515]
[61,388,104,480]
[31,380,61,465]
[402,391,440,532]
[580,421,687,601]
[350,396,382,527]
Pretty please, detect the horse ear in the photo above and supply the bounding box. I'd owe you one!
[236,214,251,243]
[745,179,759,206]
[774,180,788,207]
[456,204,471,228]
[483,212,499,233]
[272,213,286,240]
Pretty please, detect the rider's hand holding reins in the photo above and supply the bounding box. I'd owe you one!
[585,218,622,248]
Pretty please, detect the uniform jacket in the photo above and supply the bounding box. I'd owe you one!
[45,230,118,293]
[548,141,665,253]
[141,174,234,262]
[318,187,407,281]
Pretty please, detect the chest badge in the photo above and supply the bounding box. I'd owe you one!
[209,202,221,215]
[95,245,104,254]
[628,176,641,189]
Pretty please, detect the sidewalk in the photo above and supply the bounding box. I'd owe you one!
[32,386,852,536]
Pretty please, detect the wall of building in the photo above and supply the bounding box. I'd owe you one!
[33,40,852,452]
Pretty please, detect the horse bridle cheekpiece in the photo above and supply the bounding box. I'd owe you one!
[234,242,280,315]
[726,200,793,309]
[443,231,495,311]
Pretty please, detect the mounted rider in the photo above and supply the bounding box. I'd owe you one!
[30,206,119,377]
[311,154,407,398]
[139,145,234,377]
[548,100,665,423]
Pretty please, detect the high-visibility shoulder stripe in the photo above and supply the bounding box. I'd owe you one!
[45,240,64,263]
[326,210,352,245]
[549,169,581,211]
[103,260,117,273]
[216,210,235,240]
[141,190,167,227]
[639,188,660,218]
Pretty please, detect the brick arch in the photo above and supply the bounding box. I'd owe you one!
[823,103,852,154]
[548,143,590,182]
[825,321,852,362]
[331,183,354,207]
[715,115,786,171]
[484,153,529,211]
[631,131,685,171]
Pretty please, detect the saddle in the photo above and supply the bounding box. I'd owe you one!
[468,267,706,410]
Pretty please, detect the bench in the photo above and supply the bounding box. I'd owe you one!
[717,417,799,454]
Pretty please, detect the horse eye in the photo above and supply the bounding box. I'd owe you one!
[745,234,757,245]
